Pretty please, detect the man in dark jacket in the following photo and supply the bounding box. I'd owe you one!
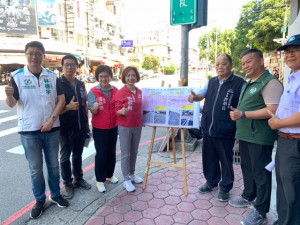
[188,54,244,202]
[59,54,91,199]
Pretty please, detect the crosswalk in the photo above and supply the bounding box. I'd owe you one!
[0,110,96,160]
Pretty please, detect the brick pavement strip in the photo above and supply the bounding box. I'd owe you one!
[86,152,277,225]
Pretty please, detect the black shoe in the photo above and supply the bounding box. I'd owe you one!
[199,183,218,193]
[49,195,69,208]
[63,183,74,199]
[218,191,229,202]
[73,179,91,190]
[30,200,46,219]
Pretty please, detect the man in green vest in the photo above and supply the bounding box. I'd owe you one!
[229,48,283,225]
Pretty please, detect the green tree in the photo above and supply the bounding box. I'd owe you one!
[247,0,289,52]
[141,54,160,71]
[198,28,236,64]
[232,0,260,74]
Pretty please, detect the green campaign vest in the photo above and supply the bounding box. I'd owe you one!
[235,71,277,145]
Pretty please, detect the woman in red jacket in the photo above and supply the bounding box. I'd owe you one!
[88,65,119,193]
[115,66,143,192]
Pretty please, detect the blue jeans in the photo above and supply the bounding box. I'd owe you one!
[21,130,61,201]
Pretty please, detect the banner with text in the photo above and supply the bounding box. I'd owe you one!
[142,87,200,128]
[0,0,37,35]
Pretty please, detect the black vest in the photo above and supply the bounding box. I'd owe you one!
[59,75,88,134]
[201,73,244,139]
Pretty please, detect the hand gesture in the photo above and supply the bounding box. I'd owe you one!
[120,104,129,115]
[5,78,14,97]
[91,101,99,114]
[267,110,280,130]
[230,106,242,121]
[188,89,196,103]
[68,96,79,110]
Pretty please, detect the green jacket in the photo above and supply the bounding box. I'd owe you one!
[235,71,277,145]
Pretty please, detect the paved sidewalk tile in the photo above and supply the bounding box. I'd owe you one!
[86,153,277,225]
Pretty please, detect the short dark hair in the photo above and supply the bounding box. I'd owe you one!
[95,65,113,81]
[25,41,45,54]
[121,66,140,84]
[61,54,79,66]
[240,48,263,59]
[219,53,233,64]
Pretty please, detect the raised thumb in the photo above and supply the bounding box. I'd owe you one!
[230,106,235,111]
[71,96,75,102]
[7,78,11,86]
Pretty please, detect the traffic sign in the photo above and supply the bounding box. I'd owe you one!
[281,25,286,33]
[170,0,197,25]
[121,40,133,47]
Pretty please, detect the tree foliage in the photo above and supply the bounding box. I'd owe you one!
[141,54,160,71]
[198,0,289,75]
[247,0,289,52]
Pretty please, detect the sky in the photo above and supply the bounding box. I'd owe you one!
[121,0,251,52]
[121,0,251,34]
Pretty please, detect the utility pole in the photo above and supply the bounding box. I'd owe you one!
[280,0,288,83]
[215,28,218,60]
[180,25,189,86]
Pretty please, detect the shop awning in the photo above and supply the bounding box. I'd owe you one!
[0,54,27,64]
[101,59,118,67]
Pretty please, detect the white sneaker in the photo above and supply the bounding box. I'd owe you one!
[130,174,143,184]
[107,175,118,184]
[123,180,135,192]
[96,182,106,193]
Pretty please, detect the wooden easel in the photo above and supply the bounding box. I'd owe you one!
[142,126,188,196]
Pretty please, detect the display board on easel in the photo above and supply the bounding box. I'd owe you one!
[142,87,201,128]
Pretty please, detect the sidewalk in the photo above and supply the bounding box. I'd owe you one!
[23,132,277,225]
[86,151,277,225]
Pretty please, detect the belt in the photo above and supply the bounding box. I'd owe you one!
[279,132,300,140]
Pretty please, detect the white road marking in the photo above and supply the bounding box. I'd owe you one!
[0,127,18,138]
[6,145,24,155]
[82,141,95,160]
[6,141,96,160]
[0,110,10,114]
[0,115,17,124]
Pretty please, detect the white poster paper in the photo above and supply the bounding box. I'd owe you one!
[142,87,200,128]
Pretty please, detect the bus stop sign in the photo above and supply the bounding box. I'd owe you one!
[170,0,197,25]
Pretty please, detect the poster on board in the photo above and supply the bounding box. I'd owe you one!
[142,87,201,128]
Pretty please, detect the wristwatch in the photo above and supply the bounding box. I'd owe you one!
[241,111,247,120]
[51,115,57,121]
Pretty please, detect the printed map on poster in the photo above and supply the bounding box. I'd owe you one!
[142,87,200,128]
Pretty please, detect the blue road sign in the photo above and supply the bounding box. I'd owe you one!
[121,40,133,47]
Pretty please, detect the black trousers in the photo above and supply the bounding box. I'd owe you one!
[275,137,300,225]
[202,134,235,193]
[93,126,118,182]
[239,140,273,217]
[60,129,86,185]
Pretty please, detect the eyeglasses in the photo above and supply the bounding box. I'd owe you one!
[25,52,44,58]
[284,49,300,55]
[63,63,77,68]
